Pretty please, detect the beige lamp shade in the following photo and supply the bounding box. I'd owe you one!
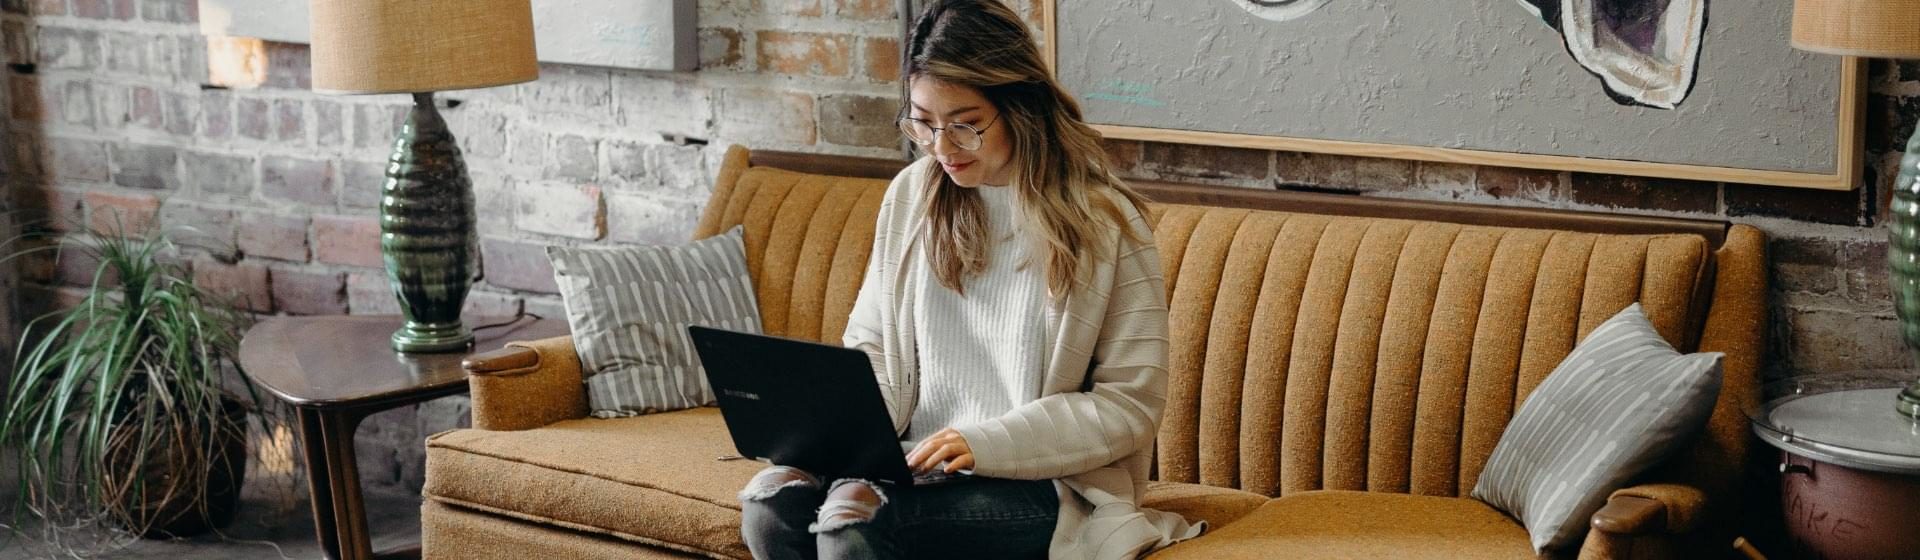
[310,0,539,94]
[1792,0,1920,58]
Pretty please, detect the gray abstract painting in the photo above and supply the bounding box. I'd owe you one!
[1058,0,1841,176]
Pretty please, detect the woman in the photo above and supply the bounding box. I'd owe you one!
[737,1,1199,558]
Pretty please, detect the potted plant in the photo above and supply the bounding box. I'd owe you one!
[0,223,269,548]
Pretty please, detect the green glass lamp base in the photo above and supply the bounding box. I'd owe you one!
[380,91,480,355]
[392,321,474,354]
[1891,103,1920,418]
[1899,385,1920,419]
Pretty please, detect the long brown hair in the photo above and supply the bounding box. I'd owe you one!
[906,0,1148,297]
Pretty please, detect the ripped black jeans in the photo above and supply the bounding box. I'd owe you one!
[738,466,1057,560]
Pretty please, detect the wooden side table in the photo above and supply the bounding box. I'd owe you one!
[238,315,567,560]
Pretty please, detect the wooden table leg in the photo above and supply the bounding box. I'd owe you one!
[297,407,345,560]
[321,409,374,560]
[300,407,377,560]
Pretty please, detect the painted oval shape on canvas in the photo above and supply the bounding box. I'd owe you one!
[1518,0,1709,109]
[1226,0,1335,22]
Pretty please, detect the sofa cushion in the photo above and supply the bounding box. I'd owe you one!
[1147,490,1535,559]
[424,500,707,559]
[1140,481,1270,530]
[424,408,760,559]
[549,226,763,418]
[426,408,1278,559]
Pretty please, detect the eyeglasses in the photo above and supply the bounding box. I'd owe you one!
[897,112,1000,151]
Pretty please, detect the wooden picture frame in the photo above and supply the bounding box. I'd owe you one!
[1041,2,1866,191]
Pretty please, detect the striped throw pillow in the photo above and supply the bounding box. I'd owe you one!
[1471,303,1722,552]
[547,227,762,418]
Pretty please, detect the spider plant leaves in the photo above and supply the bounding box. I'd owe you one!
[0,223,270,551]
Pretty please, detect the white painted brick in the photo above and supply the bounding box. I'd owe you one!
[454,111,509,160]
[1415,162,1477,192]
[515,64,613,121]
[347,272,402,315]
[465,290,526,319]
[173,35,210,85]
[507,127,547,168]
[470,171,516,235]
[144,33,185,80]
[37,26,99,71]
[606,191,701,245]
[606,141,711,192]
[716,88,815,146]
[515,181,605,240]
[613,73,713,137]
[441,82,519,106]
[524,295,568,320]
[104,32,147,75]
[648,143,711,192]
[57,80,94,127]
[92,83,128,131]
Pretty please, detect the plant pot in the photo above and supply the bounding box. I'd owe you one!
[101,396,249,539]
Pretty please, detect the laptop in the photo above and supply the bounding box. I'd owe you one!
[688,325,970,486]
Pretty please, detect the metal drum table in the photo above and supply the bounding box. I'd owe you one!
[1748,372,1920,560]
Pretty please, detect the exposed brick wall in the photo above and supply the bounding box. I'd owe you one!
[0,0,1907,496]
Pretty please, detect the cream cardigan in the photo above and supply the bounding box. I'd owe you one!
[842,158,1201,559]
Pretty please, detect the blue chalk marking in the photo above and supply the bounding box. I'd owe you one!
[1085,93,1167,107]
[1086,80,1166,108]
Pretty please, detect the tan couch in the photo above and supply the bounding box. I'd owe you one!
[420,146,1767,559]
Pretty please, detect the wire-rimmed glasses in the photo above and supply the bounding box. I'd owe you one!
[897,112,1000,151]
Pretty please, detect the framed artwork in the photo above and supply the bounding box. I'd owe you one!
[1045,0,1864,190]
[197,0,696,71]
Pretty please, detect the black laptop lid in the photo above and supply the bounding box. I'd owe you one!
[688,326,913,484]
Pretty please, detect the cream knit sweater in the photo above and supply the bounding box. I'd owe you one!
[905,184,1050,444]
[843,158,1201,559]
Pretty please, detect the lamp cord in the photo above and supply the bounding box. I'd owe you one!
[470,300,545,332]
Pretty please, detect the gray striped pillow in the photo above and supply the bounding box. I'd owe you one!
[547,226,762,418]
[1471,303,1722,552]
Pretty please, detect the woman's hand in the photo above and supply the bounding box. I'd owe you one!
[906,428,975,474]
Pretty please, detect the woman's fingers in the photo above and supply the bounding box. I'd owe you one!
[906,432,950,466]
[905,429,974,474]
[907,431,947,459]
[914,442,956,473]
[906,439,937,472]
[905,440,930,468]
[945,453,974,473]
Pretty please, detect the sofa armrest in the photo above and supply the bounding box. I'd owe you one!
[463,335,587,431]
[1591,495,1665,535]
[1577,483,1710,559]
[1597,483,1706,535]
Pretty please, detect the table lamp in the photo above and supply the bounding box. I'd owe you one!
[1790,0,1920,416]
[309,0,538,353]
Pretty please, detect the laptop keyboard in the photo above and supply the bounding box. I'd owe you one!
[912,469,972,486]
